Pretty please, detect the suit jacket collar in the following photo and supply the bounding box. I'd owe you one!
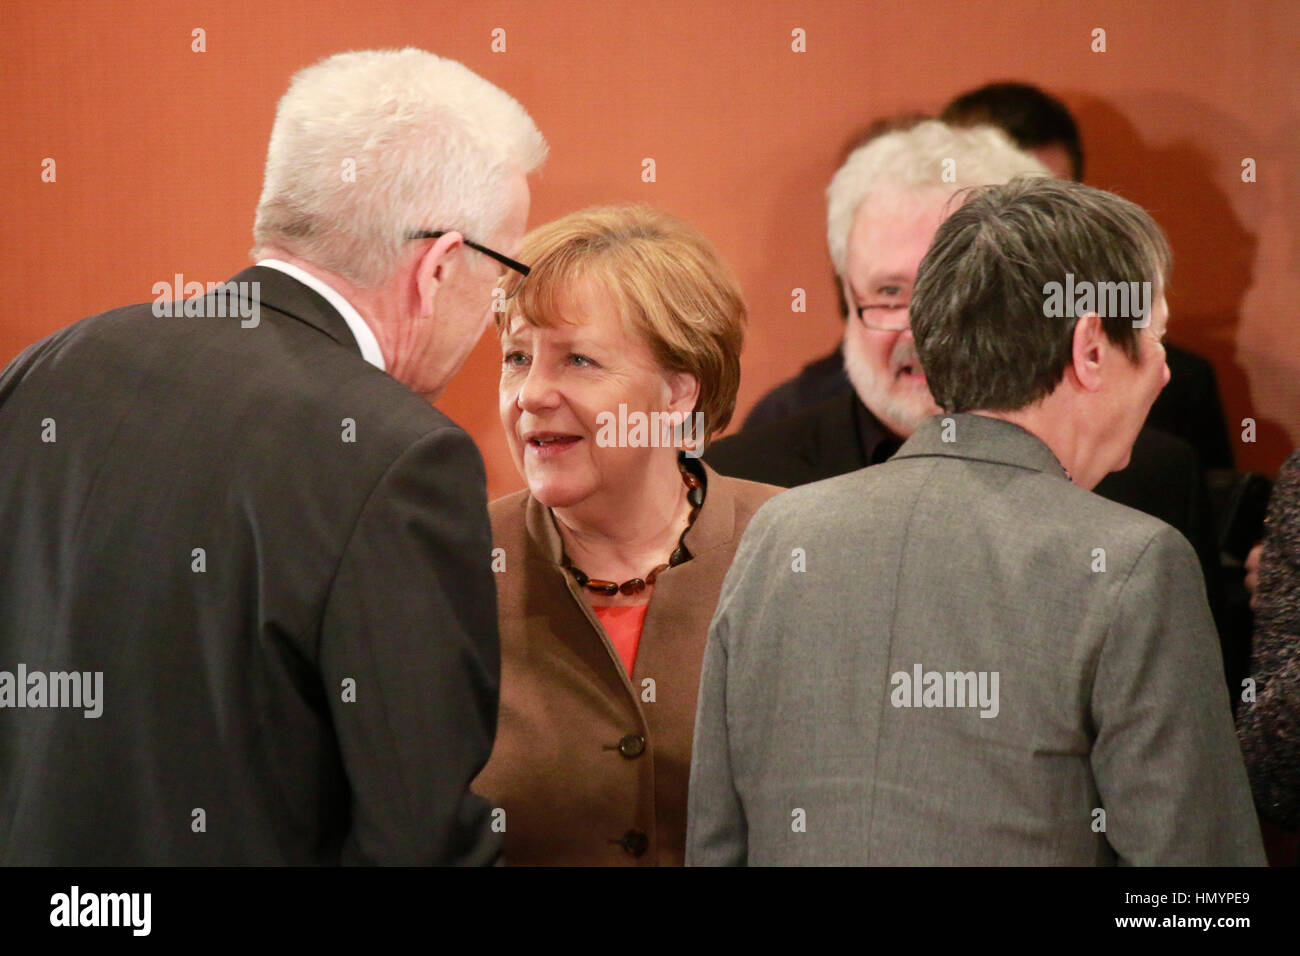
[522,458,742,568]
[229,265,362,357]
[893,412,1070,479]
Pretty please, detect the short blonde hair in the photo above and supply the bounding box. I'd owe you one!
[498,206,745,443]
[253,48,546,287]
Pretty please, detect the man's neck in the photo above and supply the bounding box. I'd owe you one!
[970,397,1103,489]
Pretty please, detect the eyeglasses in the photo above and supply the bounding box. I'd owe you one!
[406,230,530,277]
[855,302,911,333]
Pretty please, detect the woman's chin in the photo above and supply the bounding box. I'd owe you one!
[528,476,593,511]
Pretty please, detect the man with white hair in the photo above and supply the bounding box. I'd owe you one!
[0,49,545,864]
[709,121,1047,482]
[706,122,1222,641]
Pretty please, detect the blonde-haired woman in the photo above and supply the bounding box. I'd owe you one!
[473,205,779,865]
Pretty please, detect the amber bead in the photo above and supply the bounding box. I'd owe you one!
[562,458,704,596]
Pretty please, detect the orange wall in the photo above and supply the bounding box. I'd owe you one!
[3,0,1295,499]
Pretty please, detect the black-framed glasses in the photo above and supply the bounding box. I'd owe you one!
[855,303,911,333]
[406,230,530,277]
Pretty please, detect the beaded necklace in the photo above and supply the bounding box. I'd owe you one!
[561,460,704,596]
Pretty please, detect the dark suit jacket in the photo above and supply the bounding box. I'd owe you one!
[743,342,1235,470]
[741,345,849,431]
[473,463,779,865]
[1153,343,1235,471]
[0,266,501,865]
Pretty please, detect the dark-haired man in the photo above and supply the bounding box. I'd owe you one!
[941,80,1084,180]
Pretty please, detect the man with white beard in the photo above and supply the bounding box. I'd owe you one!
[708,120,1047,482]
[706,122,1221,638]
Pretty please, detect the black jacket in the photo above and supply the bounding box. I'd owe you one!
[743,343,1235,471]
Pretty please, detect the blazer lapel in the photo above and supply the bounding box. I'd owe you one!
[518,460,748,698]
[521,493,639,696]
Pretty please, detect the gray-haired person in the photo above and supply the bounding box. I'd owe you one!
[0,49,545,864]
[687,177,1264,866]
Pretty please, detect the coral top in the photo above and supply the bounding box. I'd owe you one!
[593,604,650,676]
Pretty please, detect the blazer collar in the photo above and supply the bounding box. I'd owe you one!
[893,412,1070,479]
[522,458,742,568]
[228,265,362,357]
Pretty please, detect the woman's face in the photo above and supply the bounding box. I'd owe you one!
[499,280,698,511]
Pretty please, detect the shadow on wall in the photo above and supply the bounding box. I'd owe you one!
[1071,93,1288,474]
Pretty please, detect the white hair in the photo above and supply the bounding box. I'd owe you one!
[253,48,547,287]
[825,120,1048,275]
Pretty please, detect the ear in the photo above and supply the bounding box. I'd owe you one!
[840,278,858,329]
[666,370,700,416]
[1068,312,1106,392]
[414,232,465,317]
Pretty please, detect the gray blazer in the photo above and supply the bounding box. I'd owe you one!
[686,413,1265,865]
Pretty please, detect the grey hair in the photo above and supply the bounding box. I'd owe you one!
[911,177,1172,413]
[825,120,1048,275]
[253,48,547,287]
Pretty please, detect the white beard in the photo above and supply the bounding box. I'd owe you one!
[842,335,940,439]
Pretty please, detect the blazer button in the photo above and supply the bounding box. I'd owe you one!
[619,830,649,857]
[618,734,646,758]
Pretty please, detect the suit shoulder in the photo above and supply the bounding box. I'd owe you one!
[246,324,462,454]
[711,471,782,505]
[736,466,867,539]
[708,471,784,526]
[713,397,835,451]
[489,487,531,516]
[489,488,532,532]
[706,394,850,484]
[1023,472,1198,570]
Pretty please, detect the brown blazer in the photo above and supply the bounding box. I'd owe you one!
[474,462,780,865]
